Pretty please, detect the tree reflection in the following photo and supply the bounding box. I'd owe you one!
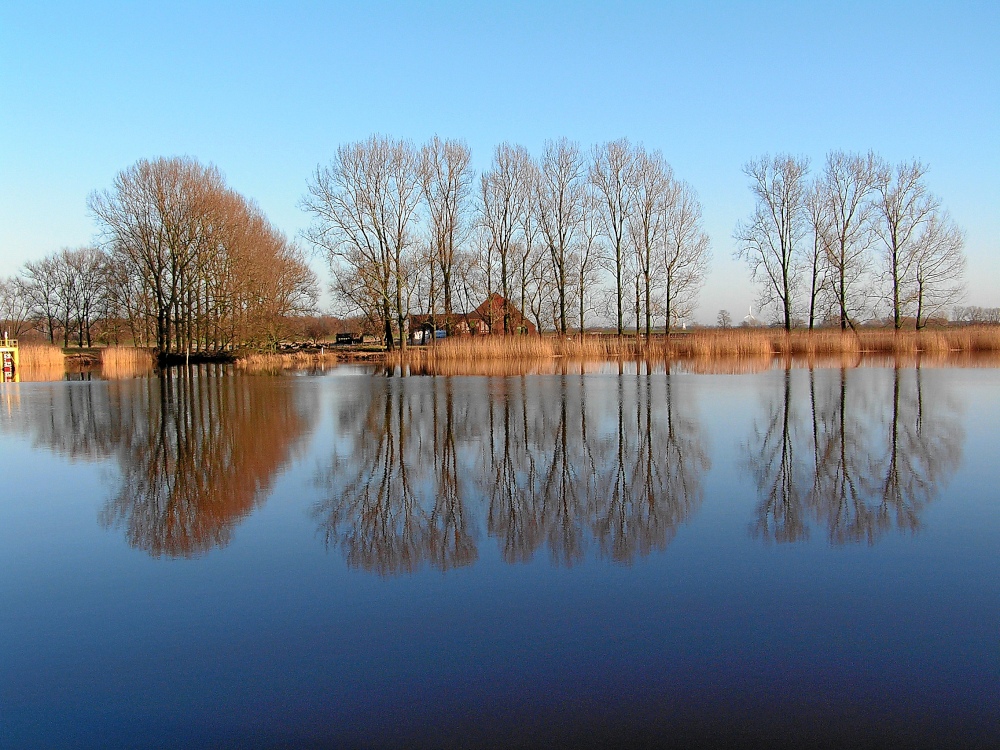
[99,370,315,556]
[5,368,315,557]
[592,368,710,562]
[744,365,963,545]
[314,377,476,575]
[315,368,710,574]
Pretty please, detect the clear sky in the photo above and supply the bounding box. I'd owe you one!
[2,1,997,322]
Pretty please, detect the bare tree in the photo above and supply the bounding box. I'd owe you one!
[0,276,33,338]
[303,136,422,350]
[913,211,965,328]
[22,255,62,343]
[874,160,938,329]
[573,191,604,335]
[92,157,316,355]
[734,155,809,330]
[802,179,830,329]
[480,143,531,333]
[90,158,214,353]
[590,139,636,336]
[818,151,881,330]
[717,309,732,328]
[536,139,587,335]
[627,148,671,337]
[661,180,710,332]
[65,246,106,347]
[420,137,474,335]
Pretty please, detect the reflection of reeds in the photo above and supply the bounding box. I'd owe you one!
[236,351,342,374]
[101,346,155,379]
[15,344,66,381]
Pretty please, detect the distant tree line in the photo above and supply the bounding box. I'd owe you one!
[1,157,318,353]
[952,306,1000,325]
[734,151,966,330]
[301,136,711,350]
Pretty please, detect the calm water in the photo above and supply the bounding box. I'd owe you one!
[1,364,998,748]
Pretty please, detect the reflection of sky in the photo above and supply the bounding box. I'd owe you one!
[1,367,997,747]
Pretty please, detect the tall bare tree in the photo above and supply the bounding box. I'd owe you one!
[874,160,938,329]
[802,179,829,329]
[661,180,710,333]
[303,136,421,350]
[734,155,809,330]
[480,143,531,333]
[536,139,586,335]
[818,150,881,330]
[590,139,636,336]
[420,136,474,335]
[573,191,603,335]
[913,211,965,328]
[627,148,671,337]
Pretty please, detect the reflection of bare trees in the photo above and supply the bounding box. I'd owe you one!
[314,377,478,575]
[744,365,963,545]
[99,371,315,556]
[315,368,710,574]
[5,369,315,557]
[592,370,709,562]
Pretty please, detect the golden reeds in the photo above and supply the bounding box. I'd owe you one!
[101,346,155,379]
[390,326,1000,375]
[18,343,66,368]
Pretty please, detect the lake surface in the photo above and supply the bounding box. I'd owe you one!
[2,363,998,748]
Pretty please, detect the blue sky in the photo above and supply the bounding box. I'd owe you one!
[2,1,997,321]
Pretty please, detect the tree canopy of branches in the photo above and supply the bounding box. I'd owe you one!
[303,136,422,350]
[734,155,809,331]
[90,156,316,355]
[300,136,714,336]
[481,143,531,334]
[536,139,587,335]
[421,136,474,334]
[735,149,966,329]
[591,139,636,336]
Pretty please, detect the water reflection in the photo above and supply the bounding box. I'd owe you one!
[314,369,710,574]
[2,361,970,566]
[8,369,316,557]
[744,366,963,544]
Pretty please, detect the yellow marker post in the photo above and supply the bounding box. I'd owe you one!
[0,337,19,383]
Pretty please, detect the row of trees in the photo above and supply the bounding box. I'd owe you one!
[0,247,105,345]
[735,151,966,330]
[302,135,711,349]
[0,146,975,349]
[1,157,318,353]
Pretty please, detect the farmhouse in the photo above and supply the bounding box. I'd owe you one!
[409,293,537,343]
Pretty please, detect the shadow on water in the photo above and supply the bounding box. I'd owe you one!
[313,367,710,574]
[743,365,964,545]
[7,366,317,557]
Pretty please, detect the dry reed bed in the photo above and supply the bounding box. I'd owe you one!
[17,343,66,369]
[101,346,155,379]
[400,327,1000,364]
